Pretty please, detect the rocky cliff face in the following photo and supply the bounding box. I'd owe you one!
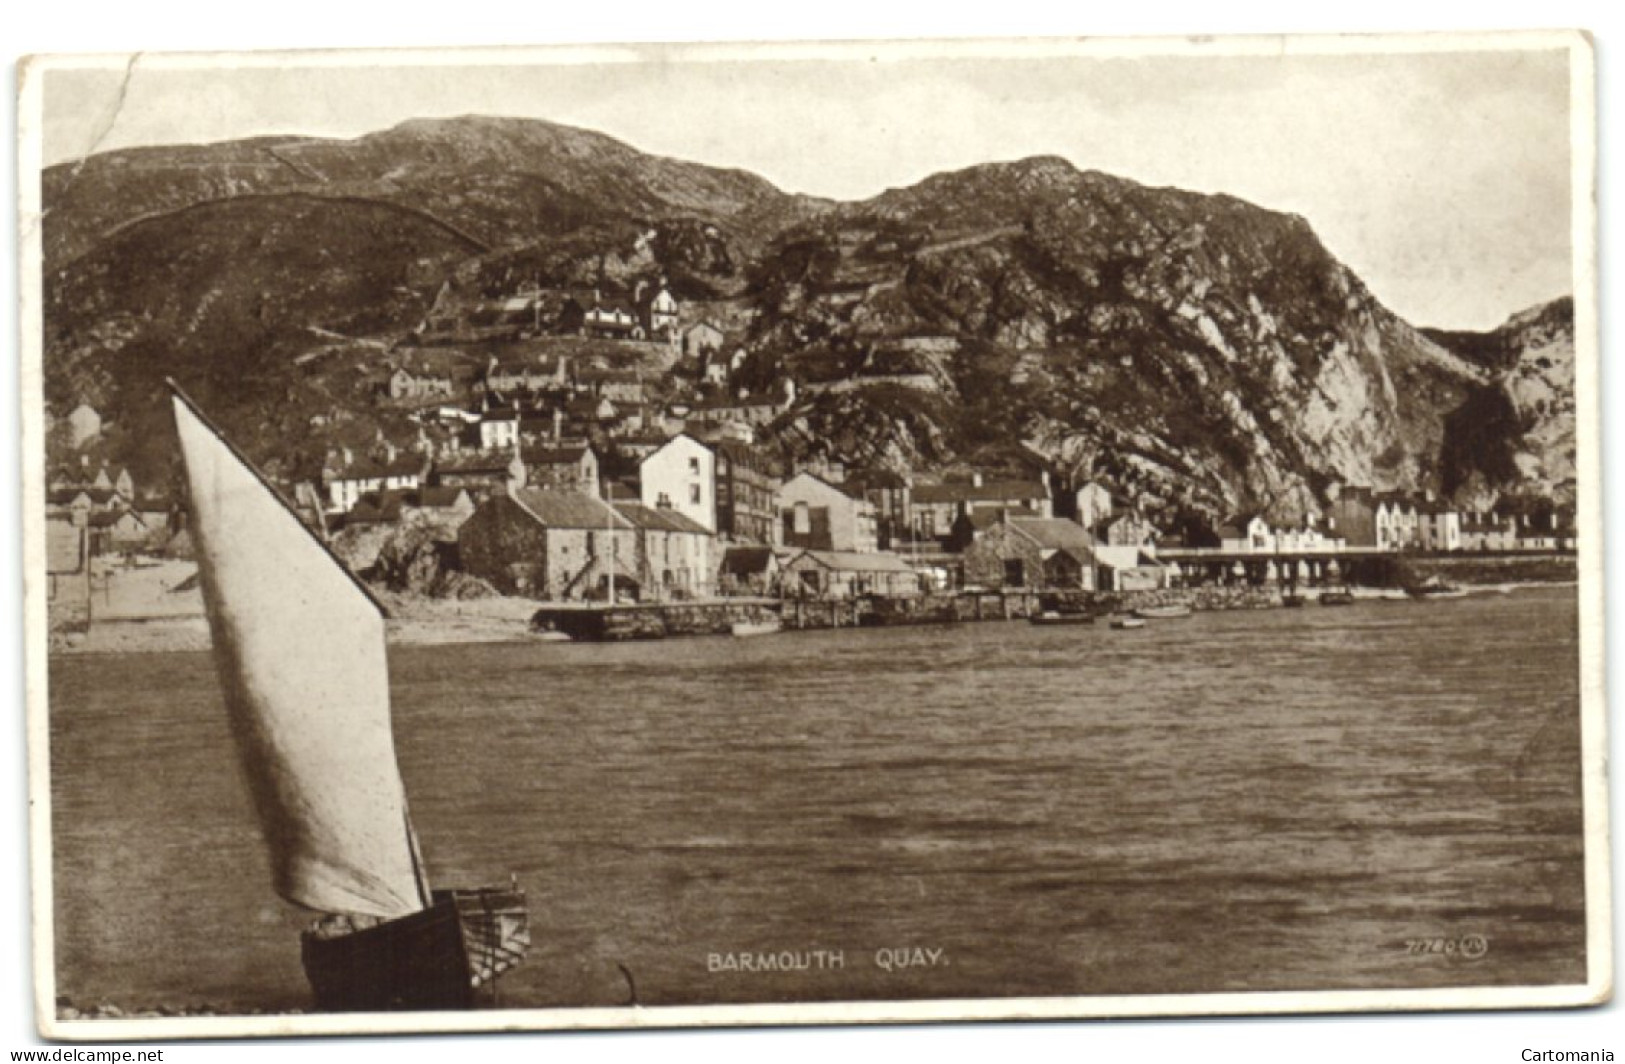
[1425,297,1576,506]
[746,158,1491,520]
[40,117,1567,523]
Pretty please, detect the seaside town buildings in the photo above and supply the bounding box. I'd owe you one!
[47,270,1579,610]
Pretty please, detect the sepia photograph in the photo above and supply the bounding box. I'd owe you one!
[14,25,1610,1046]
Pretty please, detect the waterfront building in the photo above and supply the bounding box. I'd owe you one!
[1461,510,1519,551]
[641,433,717,533]
[960,514,1097,592]
[782,549,921,599]
[910,474,1052,539]
[458,488,639,600]
[1327,486,1379,547]
[1093,544,1167,591]
[614,502,714,601]
[777,472,879,554]
[718,545,782,597]
[713,440,780,545]
[1417,502,1464,552]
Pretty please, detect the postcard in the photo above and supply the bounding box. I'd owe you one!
[16,30,1608,1040]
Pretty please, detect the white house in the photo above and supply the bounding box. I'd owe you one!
[479,408,520,452]
[325,452,429,513]
[1375,496,1422,550]
[66,403,102,448]
[640,433,716,533]
[1417,503,1463,552]
[642,285,679,339]
[777,472,880,555]
[1218,514,1275,554]
[1273,518,1342,553]
[1073,482,1114,533]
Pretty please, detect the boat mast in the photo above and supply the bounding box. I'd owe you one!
[604,473,615,603]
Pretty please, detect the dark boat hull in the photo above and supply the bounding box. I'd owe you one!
[301,888,529,1012]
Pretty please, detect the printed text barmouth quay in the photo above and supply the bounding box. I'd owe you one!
[708,947,948,972]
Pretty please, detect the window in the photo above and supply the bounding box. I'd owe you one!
[688,456,700,473]
[1003,559,1025,587]
[690,484,702,505]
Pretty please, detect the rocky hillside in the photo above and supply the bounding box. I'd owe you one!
[1425,297,1576,506]
[745,157,1493,520]
[41,116,1570,524]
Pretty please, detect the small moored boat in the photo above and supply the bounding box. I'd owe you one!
[1281,592,1307,608]
[731,619,783,637]
[1029,610,1095,626]
[1134,604,1192,620]
[1318,589,1356,606]
[1409,576,1468,600]
[1110,616,1147,630]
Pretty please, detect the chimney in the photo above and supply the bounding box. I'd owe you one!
[342,446,354,468]
[383,441,397,463]
[554,408,563,442]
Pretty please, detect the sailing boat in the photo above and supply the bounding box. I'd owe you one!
[171,384,528,1012]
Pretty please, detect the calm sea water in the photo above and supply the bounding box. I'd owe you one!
[48,588,1587,1011]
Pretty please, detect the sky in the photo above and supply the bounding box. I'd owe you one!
[36,39,1578,331]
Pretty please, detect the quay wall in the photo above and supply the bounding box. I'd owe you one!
[534,585,1290,641]
[1397,552,1576,586]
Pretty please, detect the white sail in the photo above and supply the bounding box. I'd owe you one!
[173,391,429,919]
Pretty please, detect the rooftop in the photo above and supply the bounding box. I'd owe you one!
[912,479,1047,505]
[787,549,917,573]
[613,503,711,535]
[1009,516,1096,553]
[510,488,633,530]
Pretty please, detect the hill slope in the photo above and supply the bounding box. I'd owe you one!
[41,117,1568,524]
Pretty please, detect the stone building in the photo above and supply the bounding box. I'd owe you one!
[457,489,638,600]
[960,515,1097,591]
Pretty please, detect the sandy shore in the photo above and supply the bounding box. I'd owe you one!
[49,591,550,655]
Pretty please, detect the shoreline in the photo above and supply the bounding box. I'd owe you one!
[47,575,1578,657]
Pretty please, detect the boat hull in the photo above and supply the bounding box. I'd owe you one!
[1029,612,1095,626]
[301,888,529,1012]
